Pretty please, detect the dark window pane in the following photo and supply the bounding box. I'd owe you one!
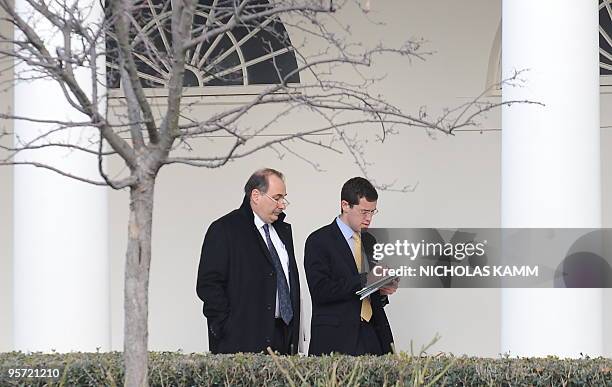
[247,52,300,84]
[203,51,242,83]
[600,2,612,75]
[206,70,244,86]
[184,68,200,87]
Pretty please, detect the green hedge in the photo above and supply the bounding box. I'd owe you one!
[1,351,611,386]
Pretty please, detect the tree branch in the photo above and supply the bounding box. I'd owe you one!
[0,160,135,188]
[111,0,160,145]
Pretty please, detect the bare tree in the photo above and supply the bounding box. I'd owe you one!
[0,0,533,386]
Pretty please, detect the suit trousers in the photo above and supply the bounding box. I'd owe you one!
[272,318,292,355]
[355,320,383,355]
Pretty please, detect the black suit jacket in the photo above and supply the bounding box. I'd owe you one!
[305,219,394,355]
[196,196,301,354]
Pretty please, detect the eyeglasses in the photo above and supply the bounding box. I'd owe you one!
[262,191,290,207]
[354,207,378,216]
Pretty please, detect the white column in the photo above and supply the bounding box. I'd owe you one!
[501,0,602,357]
[13,0,110,352]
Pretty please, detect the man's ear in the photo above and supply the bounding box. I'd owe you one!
[340,200,349,213]
[250,189,259,204]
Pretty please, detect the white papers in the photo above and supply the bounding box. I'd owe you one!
[356,274,400,300]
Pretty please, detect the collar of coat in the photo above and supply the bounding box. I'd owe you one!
[238,194,287,224]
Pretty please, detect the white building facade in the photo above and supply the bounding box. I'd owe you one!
[2,0,612,356]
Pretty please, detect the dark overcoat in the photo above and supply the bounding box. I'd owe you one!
[196,196,300,354]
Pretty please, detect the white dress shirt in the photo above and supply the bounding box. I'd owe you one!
[336,216,370,272]
[254,212,291,318]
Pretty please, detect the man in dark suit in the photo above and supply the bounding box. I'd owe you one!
[305,177,398,355]
[196,168,300,354]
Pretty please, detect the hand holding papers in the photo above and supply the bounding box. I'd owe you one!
[356,266,400,300]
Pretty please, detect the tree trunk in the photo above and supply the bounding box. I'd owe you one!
[124,178,155,387]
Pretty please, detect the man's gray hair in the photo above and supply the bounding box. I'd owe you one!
[244,168,284,197]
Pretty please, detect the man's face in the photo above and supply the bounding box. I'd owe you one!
[341,197,377,232]
[250,174,287,224]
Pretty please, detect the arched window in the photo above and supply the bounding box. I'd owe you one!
[106,0,300,89]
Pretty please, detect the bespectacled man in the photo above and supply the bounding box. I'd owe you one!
[197,168,300,354]
[305,176,397,355]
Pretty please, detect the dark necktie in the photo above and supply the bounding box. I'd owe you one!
[263,224,293,325]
